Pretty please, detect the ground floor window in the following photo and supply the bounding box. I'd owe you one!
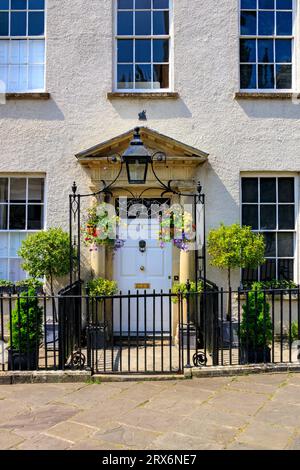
[241,176,296,283]
[0,176,44,281]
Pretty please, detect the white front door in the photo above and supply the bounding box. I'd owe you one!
[113,219,172,335]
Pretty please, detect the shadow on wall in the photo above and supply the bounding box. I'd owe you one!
[108,97,192,120]
[236,99,300,120]
[0,98,65,121]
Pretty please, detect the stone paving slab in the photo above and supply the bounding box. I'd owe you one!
[0,372,300,450]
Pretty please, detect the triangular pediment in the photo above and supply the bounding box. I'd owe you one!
[75,127,208,165]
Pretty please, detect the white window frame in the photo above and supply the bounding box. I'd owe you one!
[113,0,174,93]
[239,0,297,93]
[0,175,46,281]
[240,174,299,283]
[0,0,47,93]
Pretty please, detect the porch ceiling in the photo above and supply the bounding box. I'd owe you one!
[75,127,209,167]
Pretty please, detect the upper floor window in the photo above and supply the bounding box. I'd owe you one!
[241,176,296,283]
[0,0,45,92]
[240,0,293,91]
[115,0,171,91]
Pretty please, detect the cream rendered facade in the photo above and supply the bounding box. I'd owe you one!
[0,0,299,289]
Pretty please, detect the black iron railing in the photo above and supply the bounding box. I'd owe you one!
[1,285,300,373]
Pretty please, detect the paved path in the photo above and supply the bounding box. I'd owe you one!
[0,373,300,450]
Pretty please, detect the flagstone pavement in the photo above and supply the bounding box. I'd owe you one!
[0,372,300,450]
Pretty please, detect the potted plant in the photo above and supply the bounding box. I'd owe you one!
[8,287,43,370]
[207,224,265,348]
[15,278,44,295]
[0,280,14,295]
[82,204,121,252]
[159,208,196,251]
[87,277,118,349]
[240,284,272,364]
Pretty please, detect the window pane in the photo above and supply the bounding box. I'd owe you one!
[259,0,274,8]
[153,64,169,88]
[11,12,26,36]
[9,258,24,282]
[258,64,274,88]
[240,39,256,62]
[0,233,8,257]
[260,259,276,281]
[9,231,26,257]
[278,205,294,229]
[276,64,292,89]
[258,39,274,63]
[153,39,169,62]
[135,39,151,62]
[135,11,151,35]
[260,178,276,202]
[117,11,133,35]
[28,205,43,229]
[278,233,294,257]
[275,40,292,63]
[10,178,26,202]
[278,178,294,202]
[0,177,8,202]
[278,259,293,281]
[276,12,292,36]
[277,0,292,9]
[28,39,44,63]
[117,64,133,89]
[258,11,274,35]
[240,64,256,88]
[242,267,258,283]
[0,12,9,35]
[117,39,133,62]
[135,0,151,8]
[135,64,151,88]
[260,205,276,229]
[9,205,26,229]
[0,259,8,280]
[264,232,276,257]
[28,12,44,35]
[241,11,257,35]
[0,0,9,9]
[28,64,44,89]
[11,0,26,9]
[242,178,258,202]
[0,205,7,229]
[29,0,45,9]
[153,0,169,8]
[153,11,169,35]
[28,178,44,202]
[242,205,258,229]
[118,0,133,9]
[241,0,257,7]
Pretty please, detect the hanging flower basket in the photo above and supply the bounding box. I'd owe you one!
[159,208,195,252]
[82,204,123,252]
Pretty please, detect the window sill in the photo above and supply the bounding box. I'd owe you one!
[234,92,296,100]
[107,92,179,100]
[5,92,50,101]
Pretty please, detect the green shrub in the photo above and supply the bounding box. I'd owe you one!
[0,280,14,288]
[240,285,272,349]
[87,278,118,298]
[15,278,43,291]
[9,288,43,353]
[289,322,299,343]
[243,279,297,291]
[171,281,203,304]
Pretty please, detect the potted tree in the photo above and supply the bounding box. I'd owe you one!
[87,277,118,349]
[240,284,272,364]
[207,224,265,347]
[18,228,71,347]
[8,287,43,370]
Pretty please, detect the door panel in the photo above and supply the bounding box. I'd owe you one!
[113,220,172,335]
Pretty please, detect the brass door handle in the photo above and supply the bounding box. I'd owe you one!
[140,266,145,271]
